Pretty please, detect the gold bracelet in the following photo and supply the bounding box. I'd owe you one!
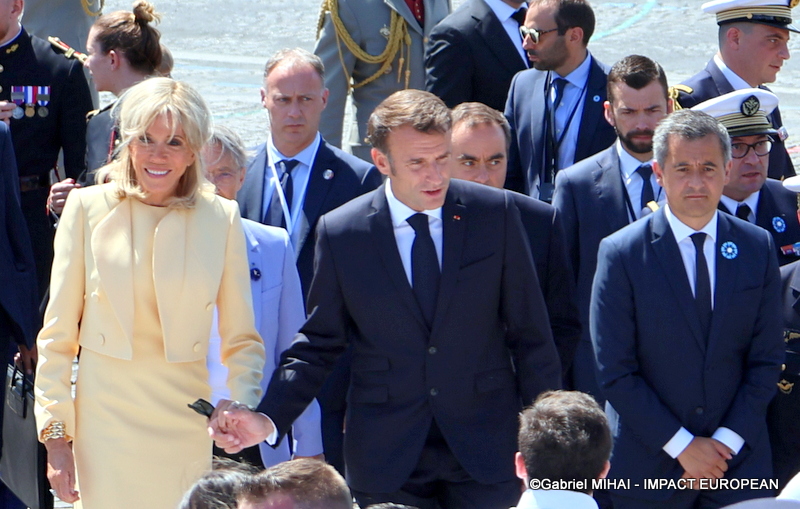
[41,421,71,442]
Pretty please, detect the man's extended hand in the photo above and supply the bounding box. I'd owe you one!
[677,437,731,481]
[208,399,274,454]
[48,179,80,216]
[15,343,37,375]
[0,101,15,125]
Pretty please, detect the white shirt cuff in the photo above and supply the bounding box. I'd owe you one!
[712,427,744,455]
[663,427,694,458]
[260,413,279,446]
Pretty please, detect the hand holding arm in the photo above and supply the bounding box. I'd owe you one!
[677,437,730,480]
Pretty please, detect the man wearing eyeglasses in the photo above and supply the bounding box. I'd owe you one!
[504,0,615,203]
[672,0,796,180]
[693,88,800,266]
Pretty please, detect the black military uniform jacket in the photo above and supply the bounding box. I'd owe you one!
[79,101,117,186]
[0,27,91,180]
[676,59,795,180]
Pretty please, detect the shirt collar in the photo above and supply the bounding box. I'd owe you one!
[518,489,599,509]
[719,190,760,216]
[665,204,718,244]
[266,132,321,171]
[0,25,22,49]
[713,54,752,90]
[384,179,443,227]
[616,140,654,179]
[483,0,527,23]
[555,51,592,88]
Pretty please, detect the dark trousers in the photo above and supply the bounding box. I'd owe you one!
[352,420,522,509]
[0,337,25,509]
[21,188,53,300]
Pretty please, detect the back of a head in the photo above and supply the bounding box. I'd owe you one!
[92,0,163,75]
[239,459,352,509]
[179,459,259,509]
[518,390,611,493]
[367,89,451,154]
[606,55,668,103]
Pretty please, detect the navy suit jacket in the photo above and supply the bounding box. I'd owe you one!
[551,146,631,398]
[257,179,561,493]
[425,0,527,111]
[591,208,783,500]
[0,121,39,347]
[676,59,795,180]
[237,139,381,295]
[718,179,800,266]
[504,54,616,198]
[506,190,580,376]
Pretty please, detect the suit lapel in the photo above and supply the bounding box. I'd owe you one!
[650,209,707,350]
[473,0,526,73]
[706,59,735,96]
[153,208,187,344]
[243,222,263,331]
[709,214,736,348]
[592,148,630,232]
[384,0,423,35]
[430,190,466,336]
[369,187,429,330]
[238,144,267,221]
[575,56,607,162]
[300,143,337,256]
[91,196,134,344]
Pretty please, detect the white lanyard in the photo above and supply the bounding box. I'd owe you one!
[269,160,296,233]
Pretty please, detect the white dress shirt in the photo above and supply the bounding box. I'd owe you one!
[261,132,321,239]
[483,0,528,64]
[713,54,753,90]
[513,489,599,509]
[551,52,592,170]
[719,191,760,223]
[616,141,664,221]
[661,205,745,458]
[384,179,444,283]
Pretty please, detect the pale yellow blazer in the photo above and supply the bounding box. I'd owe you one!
[34,183,266,436]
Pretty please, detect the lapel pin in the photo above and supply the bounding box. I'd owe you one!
[453,215,461,221]
[773,216,787,233]
[720,241,738,260]
[593,95,601,102]
[323,169,334,180]
[250,267,261,281]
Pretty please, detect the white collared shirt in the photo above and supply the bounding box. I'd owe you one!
[261,132,322,236]
[384,179,444,285]
[719,191,760,223]
[661,205,744,459]
[551,52,592,169]
[616,141,664,221]
[713,54,753,90]
[514,489,599,509]
[483,0,528,64]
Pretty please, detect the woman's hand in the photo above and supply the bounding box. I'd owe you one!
[44,438,79,503]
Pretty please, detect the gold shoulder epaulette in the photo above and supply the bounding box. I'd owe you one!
[86,109,100,121]
[668,84,694,111]
[48,36,87,64]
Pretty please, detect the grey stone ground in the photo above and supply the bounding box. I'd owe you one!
[49,0,800,507]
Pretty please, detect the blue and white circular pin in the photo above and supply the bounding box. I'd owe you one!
[721,241,738,260]
[773,217,786,233]
[593,95,601,102]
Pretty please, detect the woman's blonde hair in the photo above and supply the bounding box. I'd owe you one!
[98,77,212,208]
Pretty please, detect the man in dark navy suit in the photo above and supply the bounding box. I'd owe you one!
[213,90,561,509]
[673,0,797,180]
[592,109,783,508]
[693,88,800,266]
[504,0,615,202]
[236,48,382,475]
[449,101,580,379]
[425,0,528,111]
[552,55,671,401]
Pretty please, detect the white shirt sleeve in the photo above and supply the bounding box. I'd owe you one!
[663,427,694,458]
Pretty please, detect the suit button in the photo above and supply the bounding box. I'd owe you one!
[695,407,704,415]
[423,36,429,44]
[0,64,4,72]
[206,303,213,311]
[193,342,201,352]
[428,346,437,354]
[0,86,3,93]
[430,388,438,396]
[98,334,105,345]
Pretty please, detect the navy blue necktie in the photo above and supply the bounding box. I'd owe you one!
[691,232,712,339]
[637,164,655,211]
[265,159,299,228]
[407,213,440,328]
[736,203,752,222]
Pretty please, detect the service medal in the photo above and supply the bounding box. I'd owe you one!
[37,106,48,117]
[11,106,23,119]
[24,105,34,117]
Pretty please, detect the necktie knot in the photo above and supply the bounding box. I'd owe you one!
[280,159,299,175]
[691,232,706,251]
[511,6,527,26]
[407,213,430,235]
[735,203,752,222]
[552,77,567,109]
[637,164,655,213]
[637,164,652,180]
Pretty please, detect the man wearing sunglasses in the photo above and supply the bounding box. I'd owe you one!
[693,88,800,266]
[504,0,615,203]
[673,0,797,180]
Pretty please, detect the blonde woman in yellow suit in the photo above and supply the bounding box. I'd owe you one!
[33,78,266,509]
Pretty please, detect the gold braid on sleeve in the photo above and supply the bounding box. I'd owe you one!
[316,0,413,90]
[81,0,104,17]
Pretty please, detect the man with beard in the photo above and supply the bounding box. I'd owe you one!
[693,88,800,266]
[504,0,615,202]
[552,55,672,401]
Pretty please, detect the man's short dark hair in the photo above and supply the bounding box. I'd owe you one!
[179,458,259,509]
[367,89,452,154]
[607,55,669,103]
[518,391,611,494]
[239,458,352,509]
[451,102,511,150]
[530,0,595,46]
